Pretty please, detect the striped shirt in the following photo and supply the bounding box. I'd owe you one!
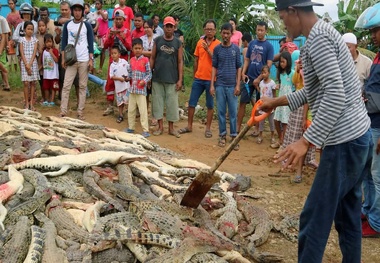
[286,19,370,148]
[212,43,242,86]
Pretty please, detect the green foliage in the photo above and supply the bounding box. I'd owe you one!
[333,0,379,52]
[32,0,60,8]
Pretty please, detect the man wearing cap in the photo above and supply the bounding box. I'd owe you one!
[260,0,372,261]
[113,0,134,31]
[342,32,372,90]
[102,9,132,116]
[150,16,183,137]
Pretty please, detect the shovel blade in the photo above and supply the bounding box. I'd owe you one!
[180,169,220,208]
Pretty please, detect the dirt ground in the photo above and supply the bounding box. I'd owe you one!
[1,88,380,262]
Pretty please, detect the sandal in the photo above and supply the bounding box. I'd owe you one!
[233,143,240,151]
[125,128,134,133]
[307,160,319,169]
[270,138,276,145]
[256,137,263,144]
[250,130,259,137]
[204,130,212,138]
[116,116,124,123]
[77,115,85,120]
[178,127,192,134]
[153,129,163,136]
[150,119,158,126]
[142,132,150,138]
[3,87,10,92]
[169,130,181,138]
[293,175,302,183]
[218,136,226,147]
[270,141,280,149]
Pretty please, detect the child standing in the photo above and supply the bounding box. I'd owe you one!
[41,34,59,106]
[20,21,39,111]
[126,38,152,138]
[36,19,47,102]
[272,51,294,149]
[257,65,276,144]
[109,45,130,123]
[6,39,17,72]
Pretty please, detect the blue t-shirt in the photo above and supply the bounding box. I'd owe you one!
[212,44,242,87]
[245,39,274,79]
[366,52,380,128]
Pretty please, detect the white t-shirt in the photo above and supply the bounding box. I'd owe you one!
[259,79,276,98]
[66,21,90,62]
[0,16,10,35]
[110,58,130,93]
[43,49,59,79]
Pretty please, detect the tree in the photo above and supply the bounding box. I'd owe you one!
[333,0,379,52]
[157,0,280,61]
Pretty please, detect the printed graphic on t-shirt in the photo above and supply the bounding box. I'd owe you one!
[250,45,264,64]
[70,30,82,45]
[160,45,175,54]
[44,56,55,71]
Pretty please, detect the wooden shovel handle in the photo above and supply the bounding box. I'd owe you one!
[209,99,270,174]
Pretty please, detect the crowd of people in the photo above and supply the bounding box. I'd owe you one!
[0,0,380,260]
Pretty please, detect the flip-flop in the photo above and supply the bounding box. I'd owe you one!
[153,129,163,136]
[293,175,302,183]
[169,130,181,138]
[204,130,212,138]
[3,87,10,92]
[178,127,192,134]
[116,116,124,123]
[218,136,226,147]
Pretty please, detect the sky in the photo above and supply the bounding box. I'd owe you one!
[315,0,339,22]
[268,0,340,22]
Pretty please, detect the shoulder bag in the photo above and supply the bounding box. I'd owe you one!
[64,21,83,66]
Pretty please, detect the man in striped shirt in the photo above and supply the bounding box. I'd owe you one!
[260,0,373,262]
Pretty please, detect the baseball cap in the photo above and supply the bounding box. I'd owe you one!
[114,9,125,19]
[342,33,358,45]
[163,16,175,26]
[275,0,323,11]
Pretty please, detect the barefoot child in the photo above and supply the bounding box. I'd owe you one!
[41,33,59,106]
[109,45,130,123]
[126,38,152,137]
[257,65,276,144]
[20,21,39,110]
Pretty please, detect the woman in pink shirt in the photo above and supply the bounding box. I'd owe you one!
[229,17,242,48]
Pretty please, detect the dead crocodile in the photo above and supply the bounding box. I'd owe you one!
[236,196,273,248]
[7,150,147,176]
[0,216,31,263]
[90,224,181,248]
[0,165,25,229]
[23,225,46,263]
[83,168,126,212]
[34,212,69,263]
[3,188,52,228]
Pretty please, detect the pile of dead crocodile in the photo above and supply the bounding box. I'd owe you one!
[0,106,297,263]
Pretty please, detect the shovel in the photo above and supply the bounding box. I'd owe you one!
[180,100,270,208]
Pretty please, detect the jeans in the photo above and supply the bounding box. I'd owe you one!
[215,86,238,137]
[60,61,89,116]
[298,130,372,263]
[88,73,105,86]
[362,127,380,232]
[188,78,213,109]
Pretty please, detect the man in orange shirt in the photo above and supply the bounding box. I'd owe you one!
[178,19,220,138]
